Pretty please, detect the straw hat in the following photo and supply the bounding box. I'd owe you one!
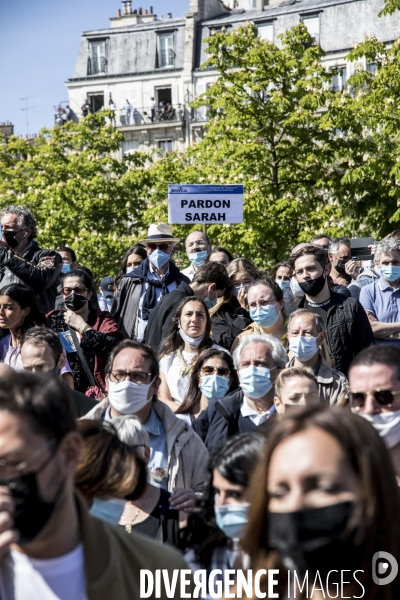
[138,223,180,245]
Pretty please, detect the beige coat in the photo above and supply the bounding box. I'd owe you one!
[287,356,349,405]
[83,398,209,493]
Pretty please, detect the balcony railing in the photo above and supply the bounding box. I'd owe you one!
[116,104,184,126]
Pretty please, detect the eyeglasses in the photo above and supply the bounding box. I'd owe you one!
[146,243,171,253]
[349,388,400,409]
[0,438,56,480]
[200,366,230,378]
[62,286,88,295]
[109,370,152,384]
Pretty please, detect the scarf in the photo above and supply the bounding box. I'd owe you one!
[124,258,182,321]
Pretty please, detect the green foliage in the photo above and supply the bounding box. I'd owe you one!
[0,112,150,279]
[142,23,353,269]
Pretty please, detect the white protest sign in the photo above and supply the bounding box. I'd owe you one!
[168,184,244,224]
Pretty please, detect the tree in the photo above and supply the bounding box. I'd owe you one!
[143,23,345,267]
[0,111,150,279]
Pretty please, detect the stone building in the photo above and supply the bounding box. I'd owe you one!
[66,0,400,155]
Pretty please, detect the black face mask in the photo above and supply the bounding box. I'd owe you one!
[335,259,349,275]
[298,272,326,297]
[4,230,22,249]
[0,448,62,545]
[64,292,88,312]
[268,502,358,578]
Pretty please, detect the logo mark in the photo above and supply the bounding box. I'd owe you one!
[170,187,188,193]
[372,551,398,585]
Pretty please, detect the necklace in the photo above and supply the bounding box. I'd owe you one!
[176,348,196,377]
[120,509,140,533]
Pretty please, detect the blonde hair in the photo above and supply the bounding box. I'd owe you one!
[275,366,317,399]
[226,257,260,281]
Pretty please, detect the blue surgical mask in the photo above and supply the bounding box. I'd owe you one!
[250,304,279,328]
[214,503,250,540]
[200,374,230,400]
[61,263,71,274]
[233,284,249,297]
[90,497,126,525]
[289,335,319,362]
[380,266,400,282]
[239,365,275,399]
[276,279,291,290]
[149,248,170,270]
[204,290,217,309]
[189,251,208,267]
[126,265,135,274]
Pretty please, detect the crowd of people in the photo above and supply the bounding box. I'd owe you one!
[0,203,399,598]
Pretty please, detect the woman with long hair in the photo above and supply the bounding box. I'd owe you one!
[114,244,147,290]
[179,433,265,586]
[241,404,400,599]
[0,283,48,370]
[158,297,227,409]
[47,268,122,395]
[175,348,239,425]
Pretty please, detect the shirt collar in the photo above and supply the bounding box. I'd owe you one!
[149,262,170,280]
[240,396,276,418]
[142,407,161,435]
[379,276,398,291]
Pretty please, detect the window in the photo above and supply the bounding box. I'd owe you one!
[88,40,107,75]
[367,63,378,74]
[157,33,174,68]
[88,93,104,113]
[258,24,274,42]
[301,15,320,45]
[122,140,139,155]
[331,66,347,92]
[158,140,173,153]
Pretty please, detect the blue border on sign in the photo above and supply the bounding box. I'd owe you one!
[168,184,244,194]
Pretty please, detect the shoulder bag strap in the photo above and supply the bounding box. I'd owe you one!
[68,326,97,388]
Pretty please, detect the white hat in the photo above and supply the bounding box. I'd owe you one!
[138,223,180,245]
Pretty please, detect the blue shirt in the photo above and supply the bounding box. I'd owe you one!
[104,405,169,489]
[359,277,400,346]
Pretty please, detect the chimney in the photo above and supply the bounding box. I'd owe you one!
[121,1,127,14]
[138,7,142,14]
[117,8,121,17]
[167,12,172,17]
[144,9,148,14]
[133,8,137,13]
[126,0,132,13]
[150,5,153,12]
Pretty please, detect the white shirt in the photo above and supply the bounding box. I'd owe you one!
[181,264,196,281]
[0,544,88,600]
[240,396,276,426]
[136,263,177,341]
[160,344,229,404]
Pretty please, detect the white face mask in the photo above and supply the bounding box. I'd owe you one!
[360,409,400,449]
[179,326,205,348]
[108,378,155,414]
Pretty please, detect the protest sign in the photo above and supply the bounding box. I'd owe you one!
[168,184,244,224]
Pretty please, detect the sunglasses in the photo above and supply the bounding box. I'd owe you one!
[200,366,230,378]
[350,388,400,409]
[62,286,88,295]
[146,243,171,252]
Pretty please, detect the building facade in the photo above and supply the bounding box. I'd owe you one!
[66,0,400,156]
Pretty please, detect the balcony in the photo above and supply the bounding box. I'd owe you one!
[116,104,184,128]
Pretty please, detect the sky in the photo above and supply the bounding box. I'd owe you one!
[0,0,188,137]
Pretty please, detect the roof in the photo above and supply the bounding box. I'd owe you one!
[82,16,185,37]
[201,0,364,24]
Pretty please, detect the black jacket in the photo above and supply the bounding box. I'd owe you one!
[288,291,374,376]
[144,281,194,351]
[210,299,251,351]
[0,241,61,314]
[193,389,277,456]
